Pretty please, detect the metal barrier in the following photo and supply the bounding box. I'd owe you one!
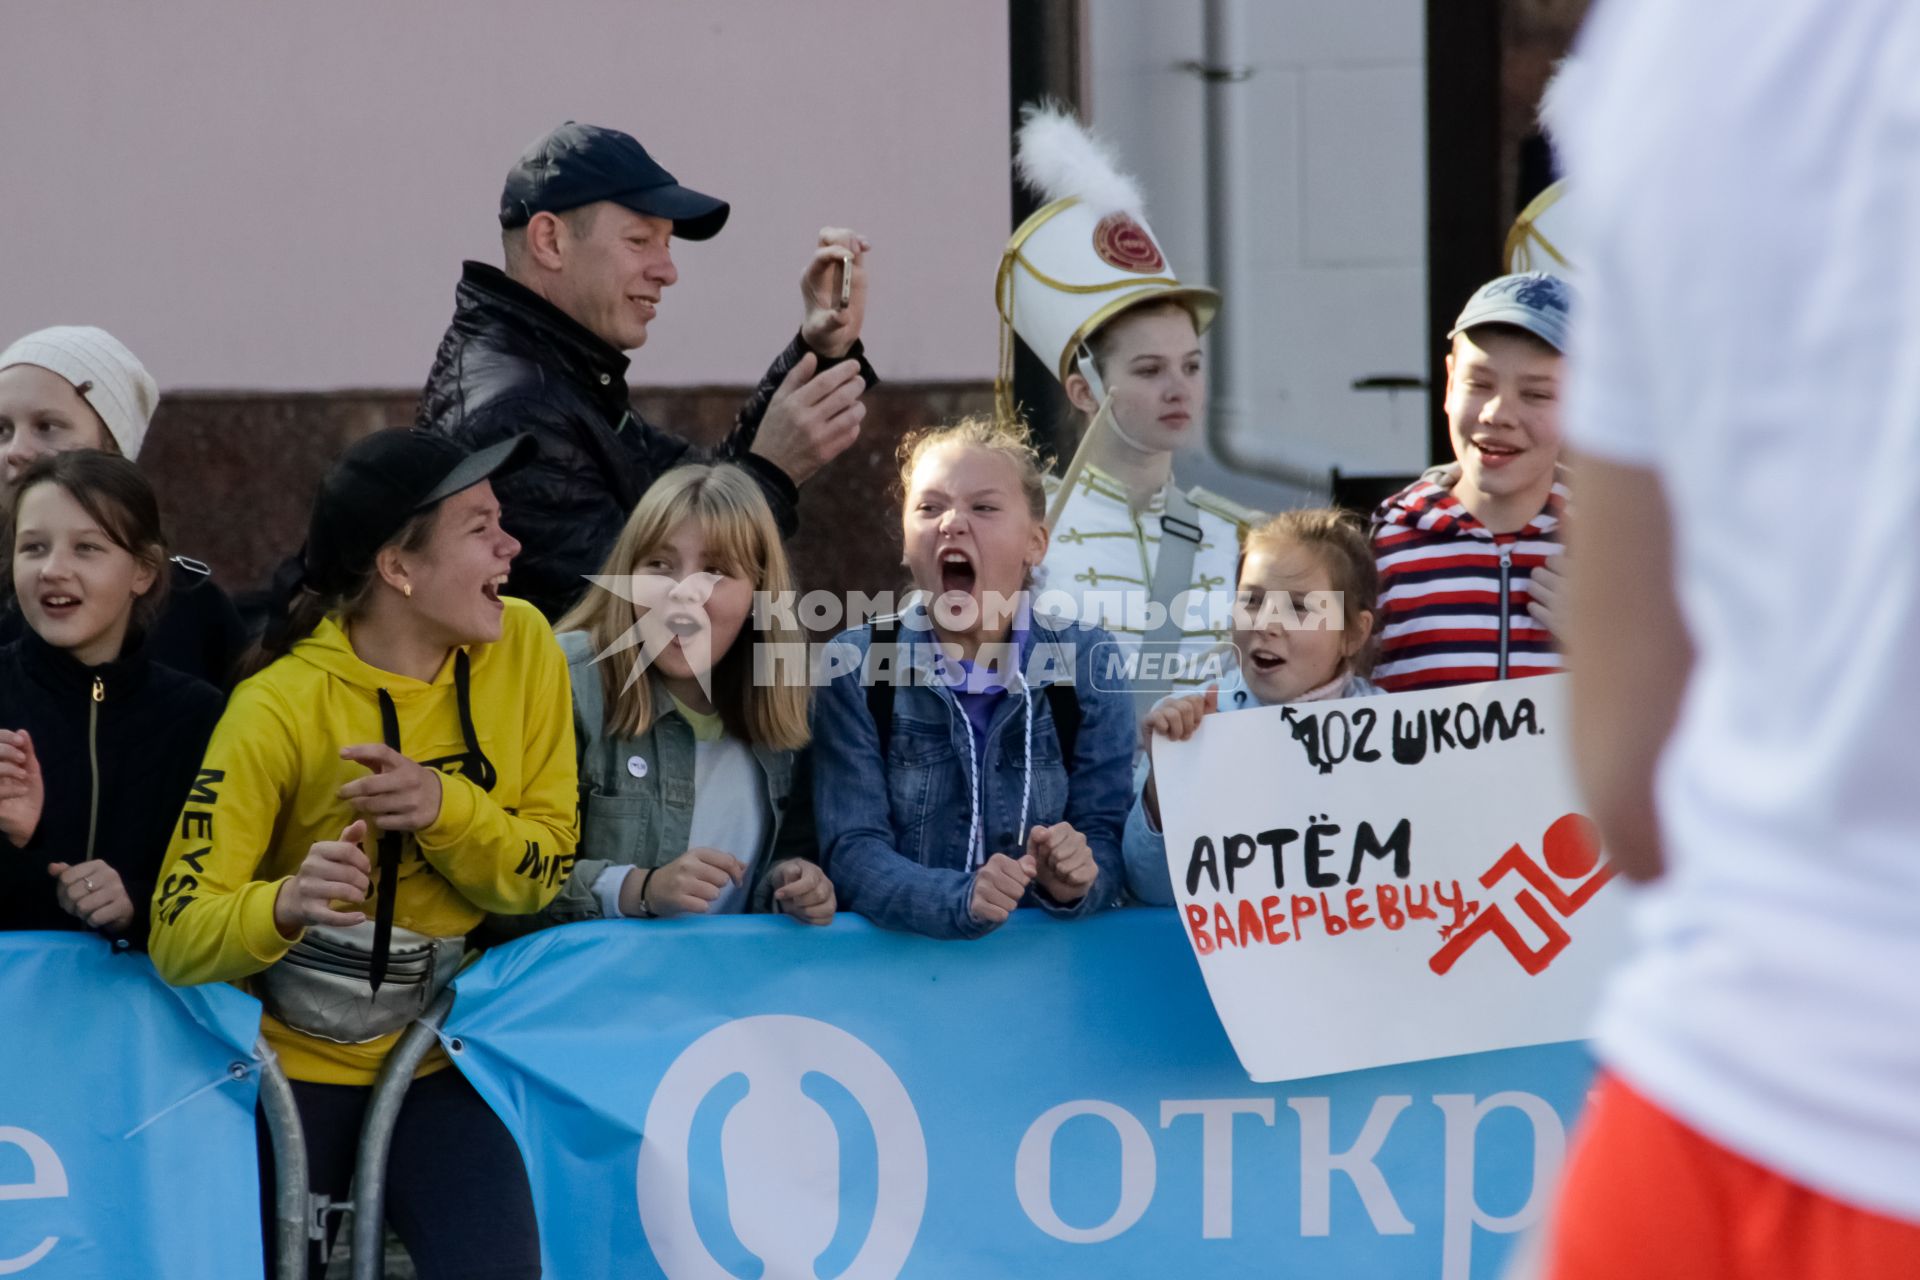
[254,1037,313,1280]
[349,991,457,1280]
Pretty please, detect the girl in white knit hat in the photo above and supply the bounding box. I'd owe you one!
[0,325,158,472]
[0,326,248,687]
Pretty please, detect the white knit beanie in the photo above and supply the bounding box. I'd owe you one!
[0,326,160,459]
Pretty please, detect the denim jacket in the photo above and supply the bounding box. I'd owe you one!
[811,603,1133,939]
[1123,668,1381,905]
[492,630,817,936]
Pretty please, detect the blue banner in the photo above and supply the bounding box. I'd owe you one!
[445,911,1594,1280]
[0,935,264,1280]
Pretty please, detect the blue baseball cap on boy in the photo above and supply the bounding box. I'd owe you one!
[1448,272,1573,353]
[498,122,731,241]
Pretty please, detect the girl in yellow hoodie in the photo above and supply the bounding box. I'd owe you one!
[150,429,576,1279]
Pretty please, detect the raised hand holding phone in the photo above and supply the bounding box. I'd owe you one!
[799,227,869,357]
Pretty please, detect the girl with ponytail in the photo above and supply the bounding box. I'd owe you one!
[149,429,578,1278]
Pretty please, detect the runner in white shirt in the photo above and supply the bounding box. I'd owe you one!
[1546,1,1920,1274]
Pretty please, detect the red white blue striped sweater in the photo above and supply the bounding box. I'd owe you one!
[1369,465,1567,692]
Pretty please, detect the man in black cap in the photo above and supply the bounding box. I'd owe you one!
[418,121,878,619]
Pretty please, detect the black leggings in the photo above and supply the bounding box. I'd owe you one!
[256,1067,541,1280]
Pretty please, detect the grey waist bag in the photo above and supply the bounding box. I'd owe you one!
[257,922,464,1045]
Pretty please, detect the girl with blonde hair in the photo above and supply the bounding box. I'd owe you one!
[516,462,832,928]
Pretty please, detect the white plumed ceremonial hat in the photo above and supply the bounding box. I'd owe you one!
[996,104,1219,412]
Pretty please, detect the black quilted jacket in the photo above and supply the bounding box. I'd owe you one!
[417,261,876,619]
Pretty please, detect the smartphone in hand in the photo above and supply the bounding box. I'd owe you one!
[833,254,852,310]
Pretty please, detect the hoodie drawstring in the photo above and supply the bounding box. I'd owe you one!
[1013,672,1034,856]
[368,653,490,992]
[955,708,982,868]
[954,677,1035,870]
[453,651,496,790]
[368,689,403,993]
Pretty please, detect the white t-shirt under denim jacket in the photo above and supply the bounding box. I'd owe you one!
[1123,665,1380,904]
[592,699,769,917]
[488,630,812,936]
[1556,0,1920,1223]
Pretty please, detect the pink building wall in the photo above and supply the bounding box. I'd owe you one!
[2,0,1009,391]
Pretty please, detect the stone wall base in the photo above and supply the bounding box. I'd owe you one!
[139,381,996,609]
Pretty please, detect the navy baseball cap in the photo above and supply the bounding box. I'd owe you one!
[1448,272,1574,353]
[497,122,731,241]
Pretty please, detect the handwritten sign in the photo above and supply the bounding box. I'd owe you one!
[1152,675,1631,1082]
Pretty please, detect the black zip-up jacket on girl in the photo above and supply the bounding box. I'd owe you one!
[0,557,248,691]
[0,629,223,949]
[415,261,879,620]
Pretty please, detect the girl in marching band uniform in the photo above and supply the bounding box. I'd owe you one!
[998,105,1261,714]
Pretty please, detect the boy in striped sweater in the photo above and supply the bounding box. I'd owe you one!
[1370,273,1572,692]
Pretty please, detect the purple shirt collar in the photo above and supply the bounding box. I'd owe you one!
[928,598,1035,694]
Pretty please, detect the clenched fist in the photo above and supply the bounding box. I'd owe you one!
[1028,822,1097,905]
[969,852,1036,926]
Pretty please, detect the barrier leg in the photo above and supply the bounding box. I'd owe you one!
[350,992,456,1280]
[256,1039,312,1280]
